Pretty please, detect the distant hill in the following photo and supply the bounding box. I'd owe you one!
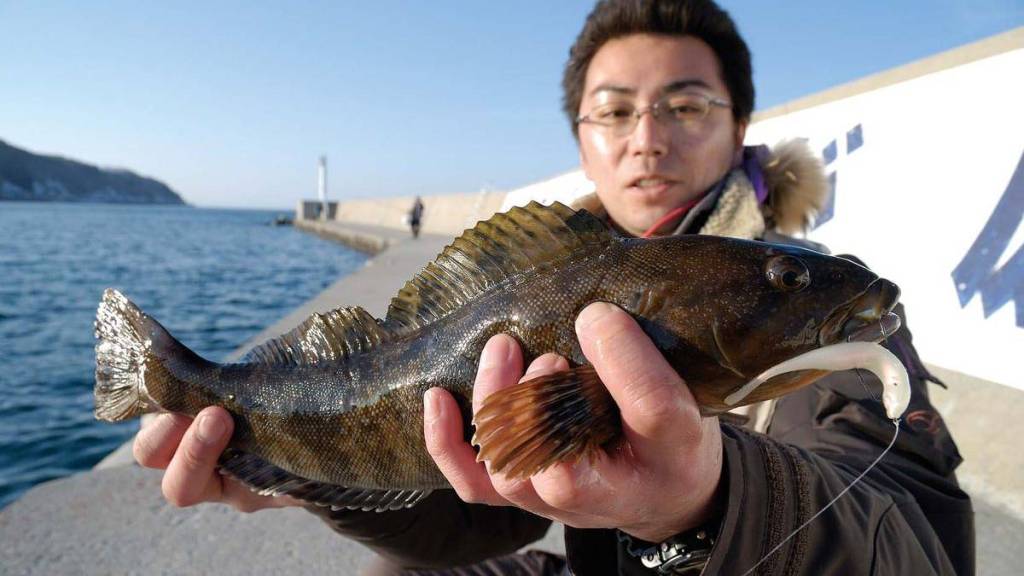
[0,139,185,205]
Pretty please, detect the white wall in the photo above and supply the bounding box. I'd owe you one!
[745,48,1024,390]
[500,170,594,212]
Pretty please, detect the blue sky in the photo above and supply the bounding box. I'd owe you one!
[1,1,1021,209]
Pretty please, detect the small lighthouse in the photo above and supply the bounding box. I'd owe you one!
[318,156,328,220]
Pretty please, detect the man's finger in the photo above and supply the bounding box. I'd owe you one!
[521,353,570,382]
[427,335,527,506]
[575,302,702,450]
[530,456,615,521]
[486,353,569,510]
[471,334,522,413]
[424,387,506,505]
[134,413,191,469]
[162,406,233,507]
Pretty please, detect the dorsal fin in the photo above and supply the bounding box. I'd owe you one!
[383,201,612,334]
[243,306,389,365]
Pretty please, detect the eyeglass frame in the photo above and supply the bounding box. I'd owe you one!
[574,91,733,137]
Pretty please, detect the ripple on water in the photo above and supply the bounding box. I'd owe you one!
[0,202,367,509]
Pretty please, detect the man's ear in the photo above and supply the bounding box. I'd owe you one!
[733,119,748,165]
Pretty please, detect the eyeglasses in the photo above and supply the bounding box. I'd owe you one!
[575,92,732,137]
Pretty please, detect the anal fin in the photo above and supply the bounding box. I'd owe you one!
[218,449,429,512]
[471,365,620,479]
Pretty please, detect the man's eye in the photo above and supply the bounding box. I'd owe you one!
[671,104,699,113]
[595,105,634,120]
[668,103,703,117]
[662,94,709,118]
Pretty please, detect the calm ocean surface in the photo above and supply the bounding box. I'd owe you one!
[0,202,367,509]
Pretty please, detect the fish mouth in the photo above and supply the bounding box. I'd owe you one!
[820,278,902,345]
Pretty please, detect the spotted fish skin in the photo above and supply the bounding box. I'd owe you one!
[94,201,899,511]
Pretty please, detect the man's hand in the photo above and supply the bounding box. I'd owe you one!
[133,406,299,512]
[424,302,723,542]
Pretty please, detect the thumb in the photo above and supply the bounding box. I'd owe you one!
[574,302,703,457]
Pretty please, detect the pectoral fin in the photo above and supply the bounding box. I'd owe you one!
[471,365,620,479]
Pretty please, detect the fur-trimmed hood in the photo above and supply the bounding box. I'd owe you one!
[571,139,828,237]
[758,139,828,236]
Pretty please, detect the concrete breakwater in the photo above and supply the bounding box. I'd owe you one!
[293,218,393,255]
[1,198,1022,574]
[0,217,559,575]
[296,190,508,240]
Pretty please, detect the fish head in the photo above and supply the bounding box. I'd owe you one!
[648,236,901,411]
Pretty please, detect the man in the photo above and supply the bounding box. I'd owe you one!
[134,1,973,573]
[409,196,424,238]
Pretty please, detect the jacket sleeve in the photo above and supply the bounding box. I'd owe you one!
[304,489,552,569]
[702,301,974,575]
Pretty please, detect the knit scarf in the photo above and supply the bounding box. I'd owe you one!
[572,163,768,241]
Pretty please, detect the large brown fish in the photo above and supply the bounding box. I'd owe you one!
[94,201,900,512]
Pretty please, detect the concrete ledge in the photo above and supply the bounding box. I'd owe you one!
[0,466,376,575]
[924,370,1024,575]
[93,435,137,469]
[312,190,508,238]
[293,219,395,255]
[928,365,1024,520]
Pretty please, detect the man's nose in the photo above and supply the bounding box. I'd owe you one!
[629,110,669,158]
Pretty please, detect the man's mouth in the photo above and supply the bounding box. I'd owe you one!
[635,178,670,188]
[627,175,676,194]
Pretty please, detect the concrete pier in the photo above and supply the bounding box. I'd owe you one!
[0,219,561,575]
[1,207,1022,574]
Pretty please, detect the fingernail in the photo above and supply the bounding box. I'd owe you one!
[196,413,225,444]
[576,302,617,334]
[424,389,443,425]
[147,412,173,430]
[523,353,569,380]
[479,336,511,372]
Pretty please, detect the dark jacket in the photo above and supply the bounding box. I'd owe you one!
[307,146,973,574]
[307,300,973,575]
[566,300,973,575]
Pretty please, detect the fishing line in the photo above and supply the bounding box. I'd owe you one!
[854,368,881,403]
[739,418,901,576]
[849,319,888,404]
[740,320,902,574]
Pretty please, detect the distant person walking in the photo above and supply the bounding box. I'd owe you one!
[409,196,424,238]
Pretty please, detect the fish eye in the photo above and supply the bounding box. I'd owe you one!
[765,256,810,292]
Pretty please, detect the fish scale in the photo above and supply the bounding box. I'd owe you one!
[94,201,901,511]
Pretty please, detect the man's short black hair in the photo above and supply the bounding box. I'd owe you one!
[562,0,754,138]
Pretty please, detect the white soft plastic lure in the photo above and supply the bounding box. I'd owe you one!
[724,341,910,419]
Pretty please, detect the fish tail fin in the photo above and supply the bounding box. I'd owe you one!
[94,289,177,421]
[471,365,620,479]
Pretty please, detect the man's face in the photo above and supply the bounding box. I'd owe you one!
[577,34,746,237]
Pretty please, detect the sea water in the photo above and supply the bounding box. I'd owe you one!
[0,202,367,509]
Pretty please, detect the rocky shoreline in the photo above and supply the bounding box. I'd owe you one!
[0,139,185,204]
